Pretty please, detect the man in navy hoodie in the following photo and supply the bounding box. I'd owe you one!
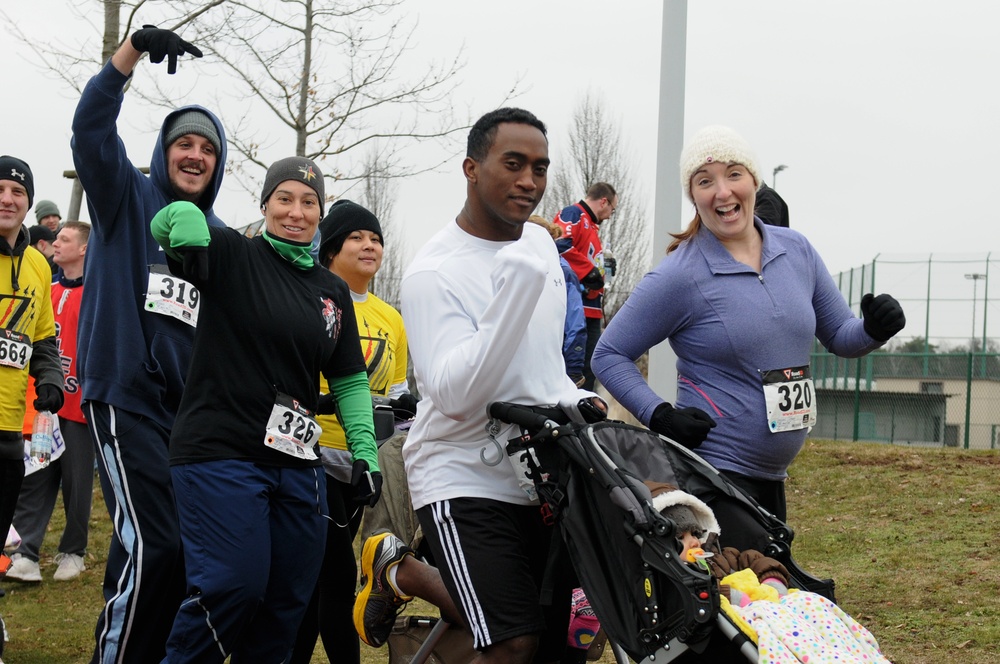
[71,25,226,664]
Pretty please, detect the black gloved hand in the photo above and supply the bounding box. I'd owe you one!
[580,266,604,291]
[34,383,64,414]
[604,256,617,277]
[648,402,716,450]
[316,393,338,415]
[576,397,607,423]
[131,24,203,75]
[176,246,209,282]
[860,293,905,342]
[350,459,383,507]
[388,393,418,420]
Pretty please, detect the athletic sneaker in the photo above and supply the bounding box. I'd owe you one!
[354,532,415,647]
[53,553,86,581]
[4,554,41,583]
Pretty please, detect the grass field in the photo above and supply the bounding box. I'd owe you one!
[1,438,997,663]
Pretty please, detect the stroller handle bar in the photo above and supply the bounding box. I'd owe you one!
[488,401,566,433]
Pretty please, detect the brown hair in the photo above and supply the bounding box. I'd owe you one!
[526,214,563,241]
[60,220,91,245]
[585,182,617,202]
[666,213,700,254]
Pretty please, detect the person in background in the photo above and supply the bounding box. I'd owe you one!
[27,225,57,275]
[291,199,414,664]
[34,200,62,232]
[754,182,789,228]
[71,24,225,663]
[592,125,904,522]
[527,215,586,386]
[553,182,617,391]
[151,156,378,662]
[0,155,64,593]
[7,222,94,583]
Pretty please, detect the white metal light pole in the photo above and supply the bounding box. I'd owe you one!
[965,273,987,348]
[647,1,688,403]
[772,164,788,189]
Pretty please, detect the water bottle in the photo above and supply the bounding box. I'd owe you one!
[30,410,54,469]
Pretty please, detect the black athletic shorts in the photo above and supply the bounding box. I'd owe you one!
[416,497,572,660]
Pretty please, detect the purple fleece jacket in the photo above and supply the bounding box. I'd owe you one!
[592,219,882,480]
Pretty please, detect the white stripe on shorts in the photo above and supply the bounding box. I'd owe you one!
[430,500,491,648]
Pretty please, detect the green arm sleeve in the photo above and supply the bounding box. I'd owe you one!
[150,200,210,262]
[328,370,379,473]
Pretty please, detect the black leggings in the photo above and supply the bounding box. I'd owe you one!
[290,477,363,664]
[0,457,26,550]
[718,471,787,523]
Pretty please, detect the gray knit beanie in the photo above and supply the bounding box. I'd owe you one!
[34,200,60,223]
[164,110,222,155]
[260,157,325,216]
[679,125,761,202]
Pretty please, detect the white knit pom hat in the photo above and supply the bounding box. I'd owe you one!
[679,125,761,201]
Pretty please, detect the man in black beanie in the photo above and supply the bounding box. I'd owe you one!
[0,155,64,614]
[70,24,226,664]
[28,224,58,274]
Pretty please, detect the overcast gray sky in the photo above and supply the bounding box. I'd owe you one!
[3,0,997,343]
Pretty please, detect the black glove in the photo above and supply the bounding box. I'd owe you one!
[316,393,338,415]
[604,256,617,277]
[576,397,607,423]
[350,459,383,507]
[580,266,604,291]
[860,293,905,342]
[34,383,64,414]
[131,25,203,75]
[648,402,716,450]
[388,393,418,420]
[176,246,209,282]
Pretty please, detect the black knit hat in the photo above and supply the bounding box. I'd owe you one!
[318,199,383,265]
[164,110,222,155]
[0,155,34,207]
[28,225,56,245]
[260,157,325,216]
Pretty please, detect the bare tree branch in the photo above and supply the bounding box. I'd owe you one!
[543,92,652,320]
[180,0,496,194]
[357,145,403,308]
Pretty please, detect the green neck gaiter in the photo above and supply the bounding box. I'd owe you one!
[262,230,316,270]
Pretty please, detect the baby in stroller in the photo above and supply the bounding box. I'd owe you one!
[646,479,890,664]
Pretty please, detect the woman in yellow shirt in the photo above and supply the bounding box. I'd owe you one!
[292,199,414,664]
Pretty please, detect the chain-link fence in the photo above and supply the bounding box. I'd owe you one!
[814,254,1000,449]
[831,253,997,350]
[808,351,1000,449]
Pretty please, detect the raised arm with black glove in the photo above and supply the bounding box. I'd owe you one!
[131,25,203,75]
[648,402,716,450]
[860,293,905,342]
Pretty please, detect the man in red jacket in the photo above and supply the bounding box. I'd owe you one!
[7,221,94,583]
[553,182,617,390]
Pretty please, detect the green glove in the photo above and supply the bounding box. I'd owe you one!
[150,201,211,280]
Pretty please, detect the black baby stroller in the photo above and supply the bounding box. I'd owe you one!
[488,402,837,664]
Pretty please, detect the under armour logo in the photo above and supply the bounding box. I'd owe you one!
[9,168,25,182]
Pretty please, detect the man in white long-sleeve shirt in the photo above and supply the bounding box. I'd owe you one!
[353,108,600,663]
